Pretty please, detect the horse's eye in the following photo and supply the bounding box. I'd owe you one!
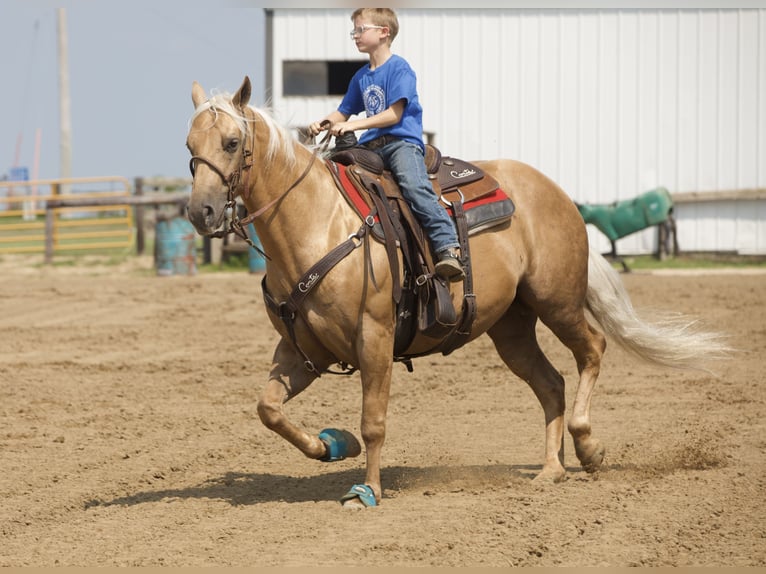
[224,139,239,153]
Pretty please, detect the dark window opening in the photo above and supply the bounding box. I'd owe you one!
[283,60,366,96]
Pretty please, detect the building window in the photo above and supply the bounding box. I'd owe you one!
[283,60,366,96]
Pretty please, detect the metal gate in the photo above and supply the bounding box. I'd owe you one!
[0,176,133,255]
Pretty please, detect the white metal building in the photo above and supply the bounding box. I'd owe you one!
[265,8,766,255]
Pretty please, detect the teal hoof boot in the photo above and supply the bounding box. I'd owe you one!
[340,484,377,507]
[318,428,361,462]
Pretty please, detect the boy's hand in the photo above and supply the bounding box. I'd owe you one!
[329,122,354,137]
[308,120,329,136]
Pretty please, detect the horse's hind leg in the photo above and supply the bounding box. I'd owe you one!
[539,307,607,473]
[488,302,567,482]
[565,321,607,473]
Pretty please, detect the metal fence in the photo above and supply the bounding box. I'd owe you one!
[0,176,133,255]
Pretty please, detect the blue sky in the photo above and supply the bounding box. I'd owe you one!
[1,1,266,181]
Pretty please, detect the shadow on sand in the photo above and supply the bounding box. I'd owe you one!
[84,462,586,509]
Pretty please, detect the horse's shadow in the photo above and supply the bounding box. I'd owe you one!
[85,467,363,508]
[84,463,577,509]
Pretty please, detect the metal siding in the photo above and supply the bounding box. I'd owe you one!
[269,9,766,255]
[579,13,599,205]
[558,12,577,190]
[759,9,766,190]
[658,11,680,195]
[739,12,759,189]
[539,12,561,180]
[698,11,719,193]
[719,11,739,190]
[743,200,765,254]
[598,12,620,206]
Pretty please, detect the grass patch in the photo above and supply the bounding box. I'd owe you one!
[613,253,766,271]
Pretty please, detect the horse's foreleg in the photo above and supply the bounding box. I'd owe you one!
[342,331,395,508]
[256,338,327,460]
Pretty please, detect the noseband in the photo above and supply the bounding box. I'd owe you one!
[188,153,250,193]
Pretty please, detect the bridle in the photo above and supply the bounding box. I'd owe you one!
[188,108,329,259]
[187,104,263,255]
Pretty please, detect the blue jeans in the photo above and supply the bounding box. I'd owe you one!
[373,140,459,254]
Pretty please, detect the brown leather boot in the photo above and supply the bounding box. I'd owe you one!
[435,249,465,282]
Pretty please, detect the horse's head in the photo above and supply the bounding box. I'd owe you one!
[186,76,253,235]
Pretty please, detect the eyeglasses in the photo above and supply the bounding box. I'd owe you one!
[349,25,385,38]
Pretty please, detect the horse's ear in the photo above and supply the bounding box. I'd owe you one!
[192,81,207,109]
[233,76,252,108]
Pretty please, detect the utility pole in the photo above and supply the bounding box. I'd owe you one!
[57,8,72,183]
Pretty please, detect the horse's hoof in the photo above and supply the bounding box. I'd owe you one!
[574,435,606,473]
[533,465,566,484]
[581,442,606,473]
[341,498,367,510]
[339,484,377,508]
[318,428,362,462]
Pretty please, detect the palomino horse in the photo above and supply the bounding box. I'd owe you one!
[186,77,727,508]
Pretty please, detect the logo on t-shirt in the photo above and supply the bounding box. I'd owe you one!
[363,84,386,116]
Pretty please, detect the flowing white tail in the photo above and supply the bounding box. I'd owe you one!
[585,247,732,370]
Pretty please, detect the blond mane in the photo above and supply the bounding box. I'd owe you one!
[190,91,305,170]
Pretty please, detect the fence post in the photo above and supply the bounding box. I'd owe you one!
[135,177,145,255]
[44,182,61,264]
[44,206,55,264]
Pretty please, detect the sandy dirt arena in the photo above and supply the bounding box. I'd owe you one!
[0,255,764,567]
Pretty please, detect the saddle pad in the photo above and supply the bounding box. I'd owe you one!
[333,163,514,239]
[445,187,516,235]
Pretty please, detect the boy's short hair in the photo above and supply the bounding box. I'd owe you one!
[351,8,399,43]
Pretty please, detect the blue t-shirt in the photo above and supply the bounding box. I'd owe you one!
[338,54,424,151]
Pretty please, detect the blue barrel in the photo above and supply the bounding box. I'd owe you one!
[156,216,197,276]
[247,223,266,273]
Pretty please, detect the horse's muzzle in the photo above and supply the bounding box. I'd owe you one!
[186,198,225,236]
